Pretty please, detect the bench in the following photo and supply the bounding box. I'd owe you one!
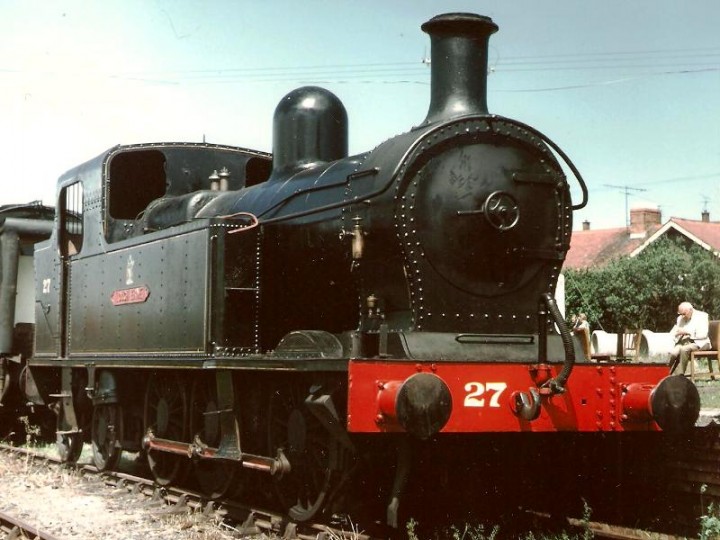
[689,320,719,382]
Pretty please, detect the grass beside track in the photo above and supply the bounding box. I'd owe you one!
[697,378,720,408]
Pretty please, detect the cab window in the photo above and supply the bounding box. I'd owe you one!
[60,181,83,257]
[108,150,167,220]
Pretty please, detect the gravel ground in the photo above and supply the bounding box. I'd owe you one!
[0,449,268,540]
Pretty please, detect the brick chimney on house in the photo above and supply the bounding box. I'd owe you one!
[629,205,661,238]
[702,210,710,222]
[582,220,590,231]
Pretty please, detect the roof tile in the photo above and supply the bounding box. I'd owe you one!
[565,217,720,269]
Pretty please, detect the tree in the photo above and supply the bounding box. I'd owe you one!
[564,236,720,333]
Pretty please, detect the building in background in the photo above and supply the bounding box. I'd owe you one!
[565,206,720,270]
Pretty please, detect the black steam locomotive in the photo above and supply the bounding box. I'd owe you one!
[0,13,700,526]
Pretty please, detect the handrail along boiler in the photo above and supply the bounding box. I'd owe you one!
[1,12,701,526]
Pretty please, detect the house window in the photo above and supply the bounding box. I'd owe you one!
[60,181,83,256]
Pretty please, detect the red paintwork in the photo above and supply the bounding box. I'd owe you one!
[347,360,668,433]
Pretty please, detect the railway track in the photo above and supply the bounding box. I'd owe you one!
[85,471,373,540]
[0,508,63,540]
[566,517,692,540]
[1,417,718,540]
[0,443,374,540]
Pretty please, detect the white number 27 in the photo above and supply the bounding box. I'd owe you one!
[463,382,507,408]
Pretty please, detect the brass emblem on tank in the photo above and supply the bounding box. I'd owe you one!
[125,255,135,285]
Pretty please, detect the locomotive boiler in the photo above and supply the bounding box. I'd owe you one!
[1,12,701,527]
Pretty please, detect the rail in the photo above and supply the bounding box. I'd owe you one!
[0,508,64,540]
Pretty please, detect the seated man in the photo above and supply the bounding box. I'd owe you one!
[669,302,711,375]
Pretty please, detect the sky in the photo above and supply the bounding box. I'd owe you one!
[1,0,718,230]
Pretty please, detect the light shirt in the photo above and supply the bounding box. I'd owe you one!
[670,309,710,349]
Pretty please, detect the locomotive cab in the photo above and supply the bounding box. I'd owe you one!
[32,143,273,360]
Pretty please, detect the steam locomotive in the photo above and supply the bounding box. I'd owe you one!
[0,12,700,527]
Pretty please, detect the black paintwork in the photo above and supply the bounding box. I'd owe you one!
[25,13,573,370]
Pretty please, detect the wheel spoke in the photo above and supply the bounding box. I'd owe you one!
[144,374,188,486]
[91,404,122,471]
[268,380,337,522]
[190,375,239,500]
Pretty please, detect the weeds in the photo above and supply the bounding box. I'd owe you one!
[699,485,720,540]
[700,504,720,540]
[406,501,594,540]
[578,500,593,540]
[449,523,500,540]
[407,517,419,540]
[319,518,364,540]
[19,416,41,446]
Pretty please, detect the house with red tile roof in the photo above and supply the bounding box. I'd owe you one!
[565,206,720,270]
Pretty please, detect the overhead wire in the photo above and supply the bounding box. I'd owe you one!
[591,173,720,194]
[4,47,717,87]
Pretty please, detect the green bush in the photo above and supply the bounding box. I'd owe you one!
[565,236,720,333]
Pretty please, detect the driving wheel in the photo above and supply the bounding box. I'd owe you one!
[267,381,338,521]
[91,404,123,471]
[56,429,83,464]
[144,373,189,486]
[56,402,83,464]
[190,376,239,499]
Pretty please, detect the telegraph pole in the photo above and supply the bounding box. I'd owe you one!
[603,184,648,228]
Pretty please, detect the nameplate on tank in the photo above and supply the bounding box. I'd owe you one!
[111,286,150,306]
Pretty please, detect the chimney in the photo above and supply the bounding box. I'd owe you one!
[421,13,498,125]
[702,210,710,223]
[582,220,590,231]
[629,205,661,238]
